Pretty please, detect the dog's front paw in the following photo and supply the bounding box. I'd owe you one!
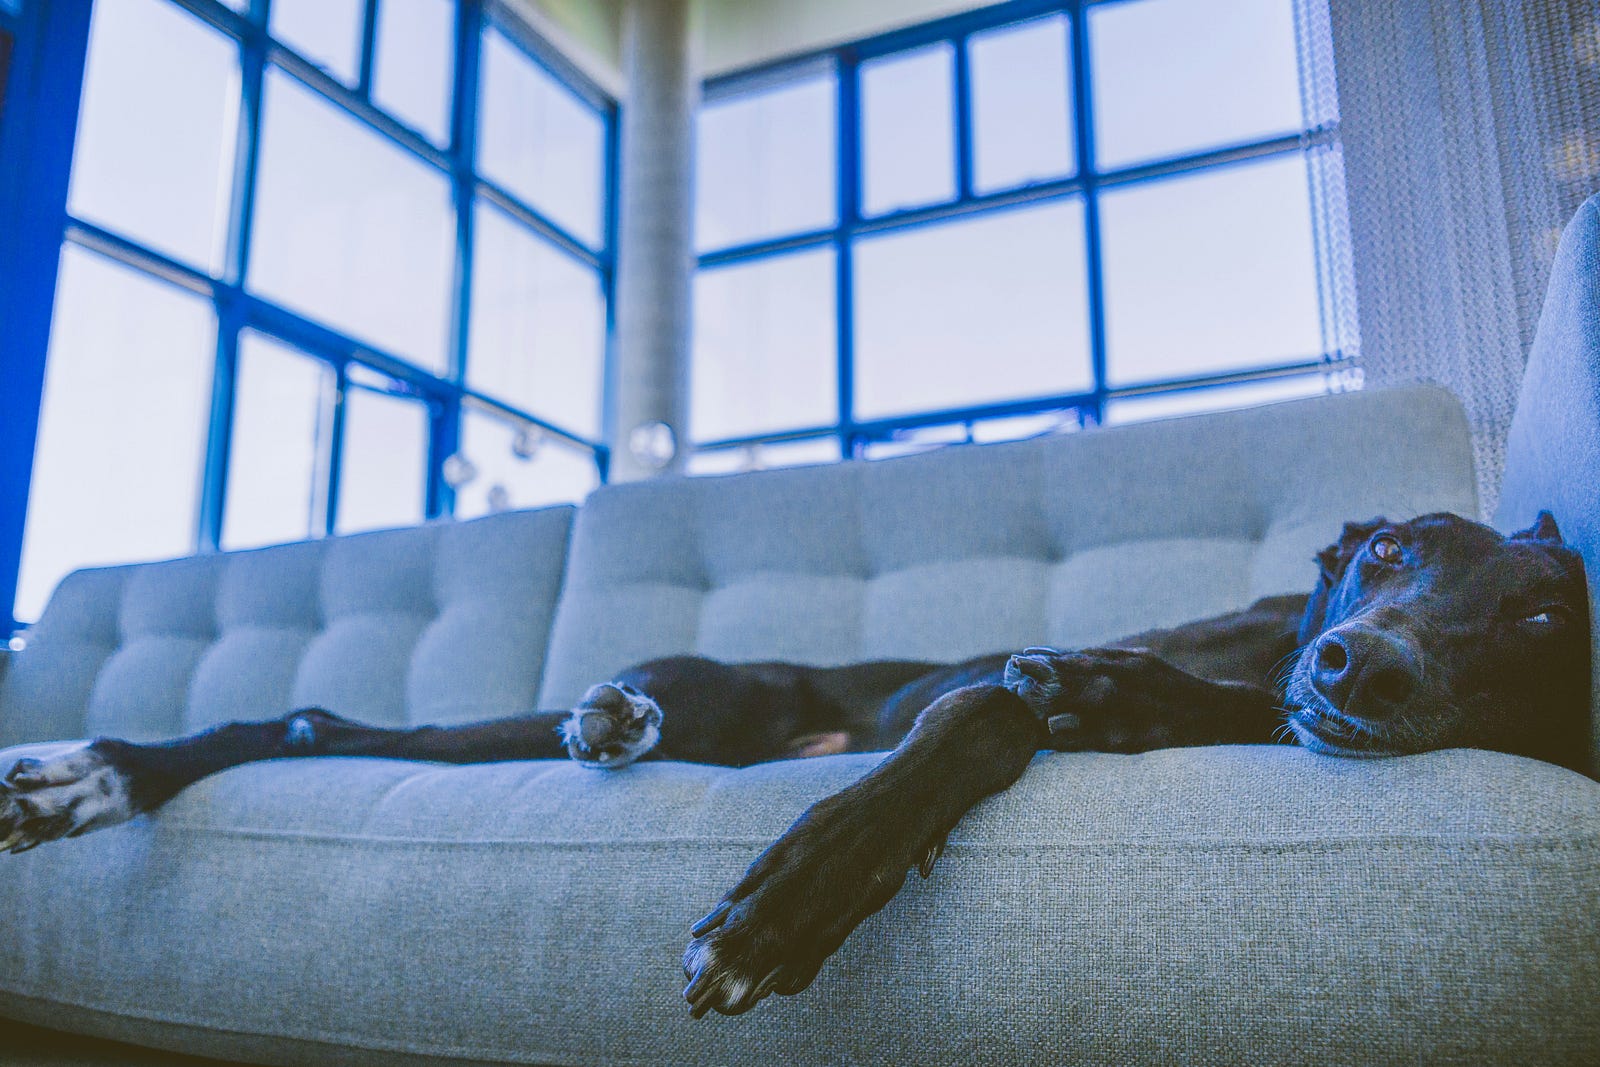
[683,785,941,1017]
[1005,647,1221,751]
[560,683,663,769]
[0,743,136,854]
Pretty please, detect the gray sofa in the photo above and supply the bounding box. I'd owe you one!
[1,194,1598,1066]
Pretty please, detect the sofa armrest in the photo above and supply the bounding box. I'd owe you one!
[1497,192,1600,770]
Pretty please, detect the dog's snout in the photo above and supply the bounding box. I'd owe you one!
[1310,628,1420,719]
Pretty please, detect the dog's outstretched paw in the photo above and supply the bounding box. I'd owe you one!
[683,783,941,1017]
[560,683,663,770]
[0,744,136,854]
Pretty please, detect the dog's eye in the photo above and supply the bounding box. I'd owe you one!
[1368,534,1403,564]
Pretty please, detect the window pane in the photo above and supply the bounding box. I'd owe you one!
[469,202,606,439]
[853,200,1093,420]
[860,423,969,461]
[454,407,598,517]
[697,72,837,251]
[1100,155,1322,387]
[478,27,606,248]
[971,410,1080,442]
[688,437,841,476]
[221,333,334,550]
[334,383,430,535]
[68,0,238,273]
[861,44,955,216]
[374,0,454,145]
[1104,373,1333,425]
[1090,0,1303,169]
[692,248,837,442]
[970,15,1074,192]
[271,0,364,85]
[251,69,455,374]
[16,248,215,622]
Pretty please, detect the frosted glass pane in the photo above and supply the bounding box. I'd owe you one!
[16,248,215,622]
[454,408,599,516]
[861,44,955,215]
[478,27,606,248]
[469,202,606,439]
[68,0,238,273]
[1090,0,1303,169]
[691,248,837,442]
[687,438,842,476]
[222,333,334,550]
[697,73,836,251]
[1100,154,1323,386]
[251,69,455,374]
[970,15,1074,192]
[853,200,1093,420]
[1104,373,1332,425]
[335,386,430,534]
[374,0,455,145]
[271,0,363,84]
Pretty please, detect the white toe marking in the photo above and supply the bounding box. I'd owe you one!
[5,744,136,845]
[563,684,665,769]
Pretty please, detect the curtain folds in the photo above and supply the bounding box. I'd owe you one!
[1325,0,1600,515]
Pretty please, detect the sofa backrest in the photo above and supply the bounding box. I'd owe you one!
[0,507,574,746]
[1497,191,1600,771]
[538,385,1477,707]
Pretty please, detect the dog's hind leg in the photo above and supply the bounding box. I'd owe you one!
[0,708,580,854]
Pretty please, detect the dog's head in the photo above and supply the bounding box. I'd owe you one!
[1285,511,1591,767]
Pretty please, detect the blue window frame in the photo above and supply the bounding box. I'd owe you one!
[690,0,1356,471]
[0,0,617,628]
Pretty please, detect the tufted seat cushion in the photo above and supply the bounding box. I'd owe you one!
[0,507,574,747]
[0,742,1594,1065]
[538,385,1476,706]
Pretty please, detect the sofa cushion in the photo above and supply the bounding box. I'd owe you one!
[1497,192,1600,769]
[0,743,1593,1065]
[538,385,1477,707]
[0,507,574,748]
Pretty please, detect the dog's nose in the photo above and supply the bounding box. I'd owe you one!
[1310,628,1419,718]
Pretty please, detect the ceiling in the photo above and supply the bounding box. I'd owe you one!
[508,0,1007,94]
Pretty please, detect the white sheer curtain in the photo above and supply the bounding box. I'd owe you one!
[1324,0,1600,515]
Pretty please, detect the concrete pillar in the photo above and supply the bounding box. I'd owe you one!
[608,0,697,481]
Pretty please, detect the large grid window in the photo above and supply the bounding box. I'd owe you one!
[690,0,1355,473]
[11,0,614,622]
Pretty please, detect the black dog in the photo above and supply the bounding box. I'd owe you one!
[0,512,1590,1019]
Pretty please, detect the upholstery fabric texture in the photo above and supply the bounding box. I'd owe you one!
[0,742,1594,1067]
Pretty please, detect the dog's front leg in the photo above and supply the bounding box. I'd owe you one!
[1004,646,1284,752]
[682,683,1043,1018]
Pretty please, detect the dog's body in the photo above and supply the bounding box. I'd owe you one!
[0,512,1590,1019]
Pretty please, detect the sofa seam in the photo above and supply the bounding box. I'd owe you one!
[129,824,1600,852]
[0,991,635,1067]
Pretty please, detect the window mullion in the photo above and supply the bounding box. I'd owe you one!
[434,0,483,518]
[952,32,973,201]
[836,53,862,460]
[357,0,379,98]
[1068,0,1107,427]
[199,5,270,551]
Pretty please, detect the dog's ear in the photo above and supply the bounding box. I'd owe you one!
[1298,517,1387,643]
[1510,510,1563,545]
